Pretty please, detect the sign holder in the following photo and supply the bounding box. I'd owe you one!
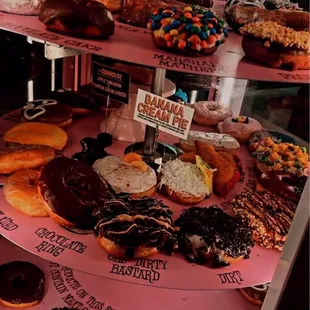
[142,68,166,157]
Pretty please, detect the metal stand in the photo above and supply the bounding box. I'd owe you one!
[142,68,166,156]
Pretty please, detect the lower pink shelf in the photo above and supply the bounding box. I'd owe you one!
[0,236,258,310]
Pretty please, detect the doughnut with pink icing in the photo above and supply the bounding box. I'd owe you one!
[192,101,232,127]
[218,116,263,143]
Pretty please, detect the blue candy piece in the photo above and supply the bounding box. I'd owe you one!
[185,23,193,30]
[223,28,228,36]
[199,31,207,40]
[151,22,157,31]
[187,42,192,48]
[172,7,176,12]
[164,25,172,32]
[171,20,182,28]
[162,13,170,18]
[210,28,216,35]
[152,15,163,22]
[205,11,214,17]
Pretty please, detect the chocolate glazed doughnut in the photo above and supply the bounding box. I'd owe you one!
[39,0,115,38]
[0,261,45,308]
[39,157,110,228]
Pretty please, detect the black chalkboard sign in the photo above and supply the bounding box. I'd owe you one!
[91,62,130,104]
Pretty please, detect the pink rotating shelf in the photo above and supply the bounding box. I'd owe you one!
[0,1,308,84]
[0,116,278,291]
[0,237,258,310]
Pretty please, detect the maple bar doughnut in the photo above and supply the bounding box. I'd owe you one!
[39,157,110,228]
[240,21,310,71]
[4,170,49,217]
[0,261,45,308]
[193,101,232,126]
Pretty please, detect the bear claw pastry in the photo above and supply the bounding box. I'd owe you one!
[147,5,228,55]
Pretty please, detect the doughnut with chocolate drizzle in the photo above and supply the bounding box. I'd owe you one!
[175,206,254,267]
[39,157,110,228]
[93,193,178,259]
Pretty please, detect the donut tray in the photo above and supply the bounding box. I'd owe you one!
[0,115,280,291]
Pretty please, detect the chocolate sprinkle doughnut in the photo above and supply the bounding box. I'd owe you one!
[0,261,45,307]
[39,157,110,228]
[93,193,178,258]
[175,206,254,267]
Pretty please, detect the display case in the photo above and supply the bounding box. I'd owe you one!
[0,1,309,309]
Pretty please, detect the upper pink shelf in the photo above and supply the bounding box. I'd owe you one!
[0,4,309,83]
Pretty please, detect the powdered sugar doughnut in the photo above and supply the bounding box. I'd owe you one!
[218,116,262,143]
[0,0,44,15]
[193,101,232,127]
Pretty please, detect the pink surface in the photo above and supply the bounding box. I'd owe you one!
[0,237,258,310]
[0,117,280,291]
[0,1,308,83]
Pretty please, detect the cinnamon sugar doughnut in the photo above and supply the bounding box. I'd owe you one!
[193,101,232,127]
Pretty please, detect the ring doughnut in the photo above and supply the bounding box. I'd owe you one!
[39,157,110,228]
[193,101,232,126]
[4,170,49,217]
[0,261,45,308]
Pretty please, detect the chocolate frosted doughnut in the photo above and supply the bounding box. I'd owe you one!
[39,0,115,38]
[0,261,45,308]
[39,157,110,228]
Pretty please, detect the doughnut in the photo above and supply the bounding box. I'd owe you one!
[158,158,212,205]
[0,0,45,15]
[225,6,286,31]
[232,189,296,250]
[239,283,270,306]
[93,155,157,198]
[218,116,262,143]
[21,99,73,130]
[0,261,45,308]
[175,206,254,267]
[50,88,99,116]
[257,171,307,203]
[192,101,232,126]
[97,0,122,13]
[240,21,310,71]
[39,0,115,39]
[147,6,228,56]
[182,0,213,8]
[93,193,177,259]
[120,0,185,27]
[39,157,110,228]
[0,144,55,175]
[3,122,68,151]
[4,170,49,217]
[179,131,240,154]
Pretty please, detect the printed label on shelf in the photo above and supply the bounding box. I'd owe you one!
[91,62,130,104]
[134,89,194,139]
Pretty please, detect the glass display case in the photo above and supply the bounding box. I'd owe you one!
[0,1,309,309]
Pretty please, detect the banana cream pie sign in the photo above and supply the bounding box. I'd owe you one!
[134,89,194,139]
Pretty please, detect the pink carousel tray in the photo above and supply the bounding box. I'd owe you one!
[0,116,280,291]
